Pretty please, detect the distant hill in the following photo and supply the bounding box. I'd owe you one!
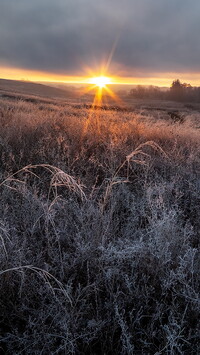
[0,78,76,99]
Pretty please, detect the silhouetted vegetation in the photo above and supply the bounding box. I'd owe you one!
[129,85,166,100]
[129,79,200,102]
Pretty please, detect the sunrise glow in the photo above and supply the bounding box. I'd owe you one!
[2,65,200,89]
[88,76,112,88]
[1,65,200,87]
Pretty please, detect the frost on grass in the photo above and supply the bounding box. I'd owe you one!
[0,97,200,354]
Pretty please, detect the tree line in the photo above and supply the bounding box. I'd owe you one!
[129,79,200,102]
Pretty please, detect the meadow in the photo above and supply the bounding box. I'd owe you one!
[0,91,200,354]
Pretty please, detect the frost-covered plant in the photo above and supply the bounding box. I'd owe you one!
[0,96,200,354]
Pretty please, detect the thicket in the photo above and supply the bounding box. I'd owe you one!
[129,79,200,102]
[0,98,200,354]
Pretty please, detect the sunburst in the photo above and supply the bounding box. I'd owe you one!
[89,76,112,88]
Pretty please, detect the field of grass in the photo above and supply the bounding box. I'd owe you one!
[0,92,200,354]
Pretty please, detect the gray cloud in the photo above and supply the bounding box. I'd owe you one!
[0,0,200,76]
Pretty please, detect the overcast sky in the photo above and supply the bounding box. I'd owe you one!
[0,0,200,77]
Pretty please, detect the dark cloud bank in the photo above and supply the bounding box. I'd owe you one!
[0,0,200,76]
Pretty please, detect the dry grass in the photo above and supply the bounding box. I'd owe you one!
[0,96,200,354]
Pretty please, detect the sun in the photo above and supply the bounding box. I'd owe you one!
[81,72,122,108]
[89,75,112,88]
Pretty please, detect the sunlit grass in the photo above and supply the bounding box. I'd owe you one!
[0,95,200,354]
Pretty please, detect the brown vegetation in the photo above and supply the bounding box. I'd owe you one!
[0,94,200,354]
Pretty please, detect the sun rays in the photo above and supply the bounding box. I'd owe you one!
[79,72,123,107]
[79,69,124,139]
[79,36,124,136]
[79,73,124,139]
[89,76,112,88]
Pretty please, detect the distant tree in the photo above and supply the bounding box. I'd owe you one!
[129,79,200,102]
[170,79,183,100]
[129,85,163,100]
[169,79,192,101]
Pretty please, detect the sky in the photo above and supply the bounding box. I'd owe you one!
[0,0,200,86]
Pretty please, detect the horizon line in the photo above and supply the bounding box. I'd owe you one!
[1,65,200,87]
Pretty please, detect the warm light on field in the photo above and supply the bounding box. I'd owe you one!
[82,74,122,108]
[81,72,122,135]
[89,76,112,88]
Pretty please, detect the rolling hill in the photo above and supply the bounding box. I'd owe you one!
[0,78,76,99]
